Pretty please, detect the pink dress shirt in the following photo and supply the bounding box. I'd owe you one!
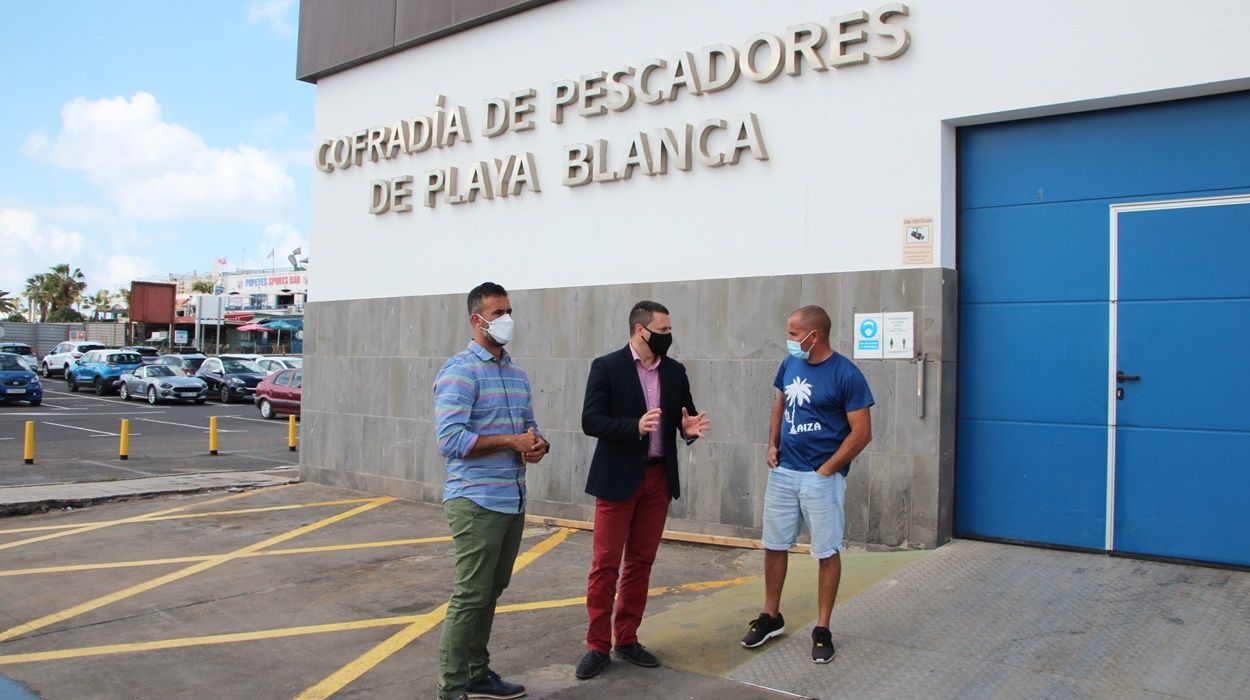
[629,343,663,459]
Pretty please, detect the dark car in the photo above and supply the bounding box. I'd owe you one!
[196,356,267,403]
[121,346,162,365]
[255,368,302,419]
[158,353,207,376]
[0,352,42,406]
[66,350,143,395]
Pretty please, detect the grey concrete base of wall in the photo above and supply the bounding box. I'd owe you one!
[301,267,957,549]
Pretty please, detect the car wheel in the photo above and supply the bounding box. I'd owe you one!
[29,399,42,407]
[259,399,274,419]
[194,399,206,405]
[62,364,71,378]
[67,374,79,392]
[219,386,231,403]
[119,384,130,401]
[148,387,159,405]
[39,363,49,378]
[94,378,107,396]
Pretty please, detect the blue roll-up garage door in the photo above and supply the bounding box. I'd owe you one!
[956,91,1250,567]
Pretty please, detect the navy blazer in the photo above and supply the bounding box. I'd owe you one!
[581,345,697,502]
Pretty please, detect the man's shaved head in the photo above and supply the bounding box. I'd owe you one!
[790,305,832,337]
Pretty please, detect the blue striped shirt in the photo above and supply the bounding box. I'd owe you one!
[433,341,540,514]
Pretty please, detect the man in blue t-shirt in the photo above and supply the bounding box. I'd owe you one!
[741,304,874,664]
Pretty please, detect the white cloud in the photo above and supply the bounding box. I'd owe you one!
[0,209,87,292]
[254,112,291,142]
[239,221,309,270]
[248,0,296,38]
[99,254,161,291]
[26,92,294,221]
[0,207,158,298]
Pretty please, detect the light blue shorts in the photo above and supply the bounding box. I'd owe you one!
[762,466,846,559]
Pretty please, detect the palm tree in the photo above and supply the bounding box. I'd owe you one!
[47,264,87,312]
[190,279,215,294]
[23,273,56,322]
[86,290,114,320]
[0,290,17,316]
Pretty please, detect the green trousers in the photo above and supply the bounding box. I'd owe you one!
[437,497,525,699]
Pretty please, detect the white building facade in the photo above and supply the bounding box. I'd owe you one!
[298,0,1250,564]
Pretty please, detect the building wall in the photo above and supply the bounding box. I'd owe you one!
[299,0,1250,547]
[302,266,955,546]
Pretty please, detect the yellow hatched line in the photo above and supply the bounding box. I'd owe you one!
[0,574,752,666]
[0,497,377,535]
[0,535,457,578]
[0,497,395,643]
[295,527,576,700]
[0,486,289,552]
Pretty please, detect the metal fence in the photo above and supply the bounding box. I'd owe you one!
[0,322,128,356]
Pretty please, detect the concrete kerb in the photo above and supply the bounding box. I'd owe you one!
[0,467,300,517]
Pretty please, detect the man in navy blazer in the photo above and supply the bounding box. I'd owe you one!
[575,300,711,680]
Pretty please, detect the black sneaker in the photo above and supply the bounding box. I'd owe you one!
[613,642,660,667]
[575,650,610,680]
[741,612,786,648]
[811,626,835,663]
[465,669,525,699]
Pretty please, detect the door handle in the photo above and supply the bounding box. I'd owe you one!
[1116,370,1141,383]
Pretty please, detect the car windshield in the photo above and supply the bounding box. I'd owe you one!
[284,358,303,368]
[1,345,32,354]
[223,359,262,374]
[147,366,176,377]
[82,344,105,352]
[108,353,142,365]
[0,355,26,371]
[131,347,159,356]
[183,357,206,370]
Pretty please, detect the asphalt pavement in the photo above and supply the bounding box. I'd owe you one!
[0,379,298,487]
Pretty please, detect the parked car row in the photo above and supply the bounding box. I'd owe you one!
[2,344,303,417]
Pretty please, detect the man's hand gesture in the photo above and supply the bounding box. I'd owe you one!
[638,407,662,436]
[513,427,547,464]
[680,407,710,439]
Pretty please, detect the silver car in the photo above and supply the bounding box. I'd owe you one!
[119,364,209,405]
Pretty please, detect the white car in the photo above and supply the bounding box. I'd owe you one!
[0,343,39,372]
[257,356,302,373]
[41,341,107,377]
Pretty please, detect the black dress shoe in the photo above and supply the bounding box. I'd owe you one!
[613,642,660,668]
[575,650,610,680]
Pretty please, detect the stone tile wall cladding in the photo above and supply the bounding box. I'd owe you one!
[301,267,957,549]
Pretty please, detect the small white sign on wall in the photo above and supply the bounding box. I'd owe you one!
[883,311,915,359]
[854,313,884,359]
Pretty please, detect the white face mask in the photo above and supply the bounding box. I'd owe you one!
[477,313,515,346]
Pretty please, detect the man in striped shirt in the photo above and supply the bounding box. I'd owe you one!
[433,281,549,700]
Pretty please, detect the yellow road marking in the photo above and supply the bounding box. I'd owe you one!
[0,535,457,578]
[0,528,550,578]
[0,498,395,643]
[0,497,377,535]
[296,527,576,700]
[0,574,752,666]
[0,486,285,552]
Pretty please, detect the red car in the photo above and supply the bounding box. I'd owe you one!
[254,368,302,419]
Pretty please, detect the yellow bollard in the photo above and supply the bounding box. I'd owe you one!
[119,419,130,461]
[209,416,219,456]
[24,421,35,465]
[288,415,298,452]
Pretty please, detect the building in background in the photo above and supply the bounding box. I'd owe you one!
[295,0,1250,567]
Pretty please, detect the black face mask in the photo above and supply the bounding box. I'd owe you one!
[644,327,673,357]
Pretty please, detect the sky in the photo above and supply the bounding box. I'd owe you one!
[0,0,314,298]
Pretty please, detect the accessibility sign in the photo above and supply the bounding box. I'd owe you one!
[853,313,884,359]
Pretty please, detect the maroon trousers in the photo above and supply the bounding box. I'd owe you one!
[585,461,672,653]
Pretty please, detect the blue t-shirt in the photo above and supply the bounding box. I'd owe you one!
[774,353,875,475]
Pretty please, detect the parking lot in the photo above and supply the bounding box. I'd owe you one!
[0,481,811,699]
[1,380,297,487]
